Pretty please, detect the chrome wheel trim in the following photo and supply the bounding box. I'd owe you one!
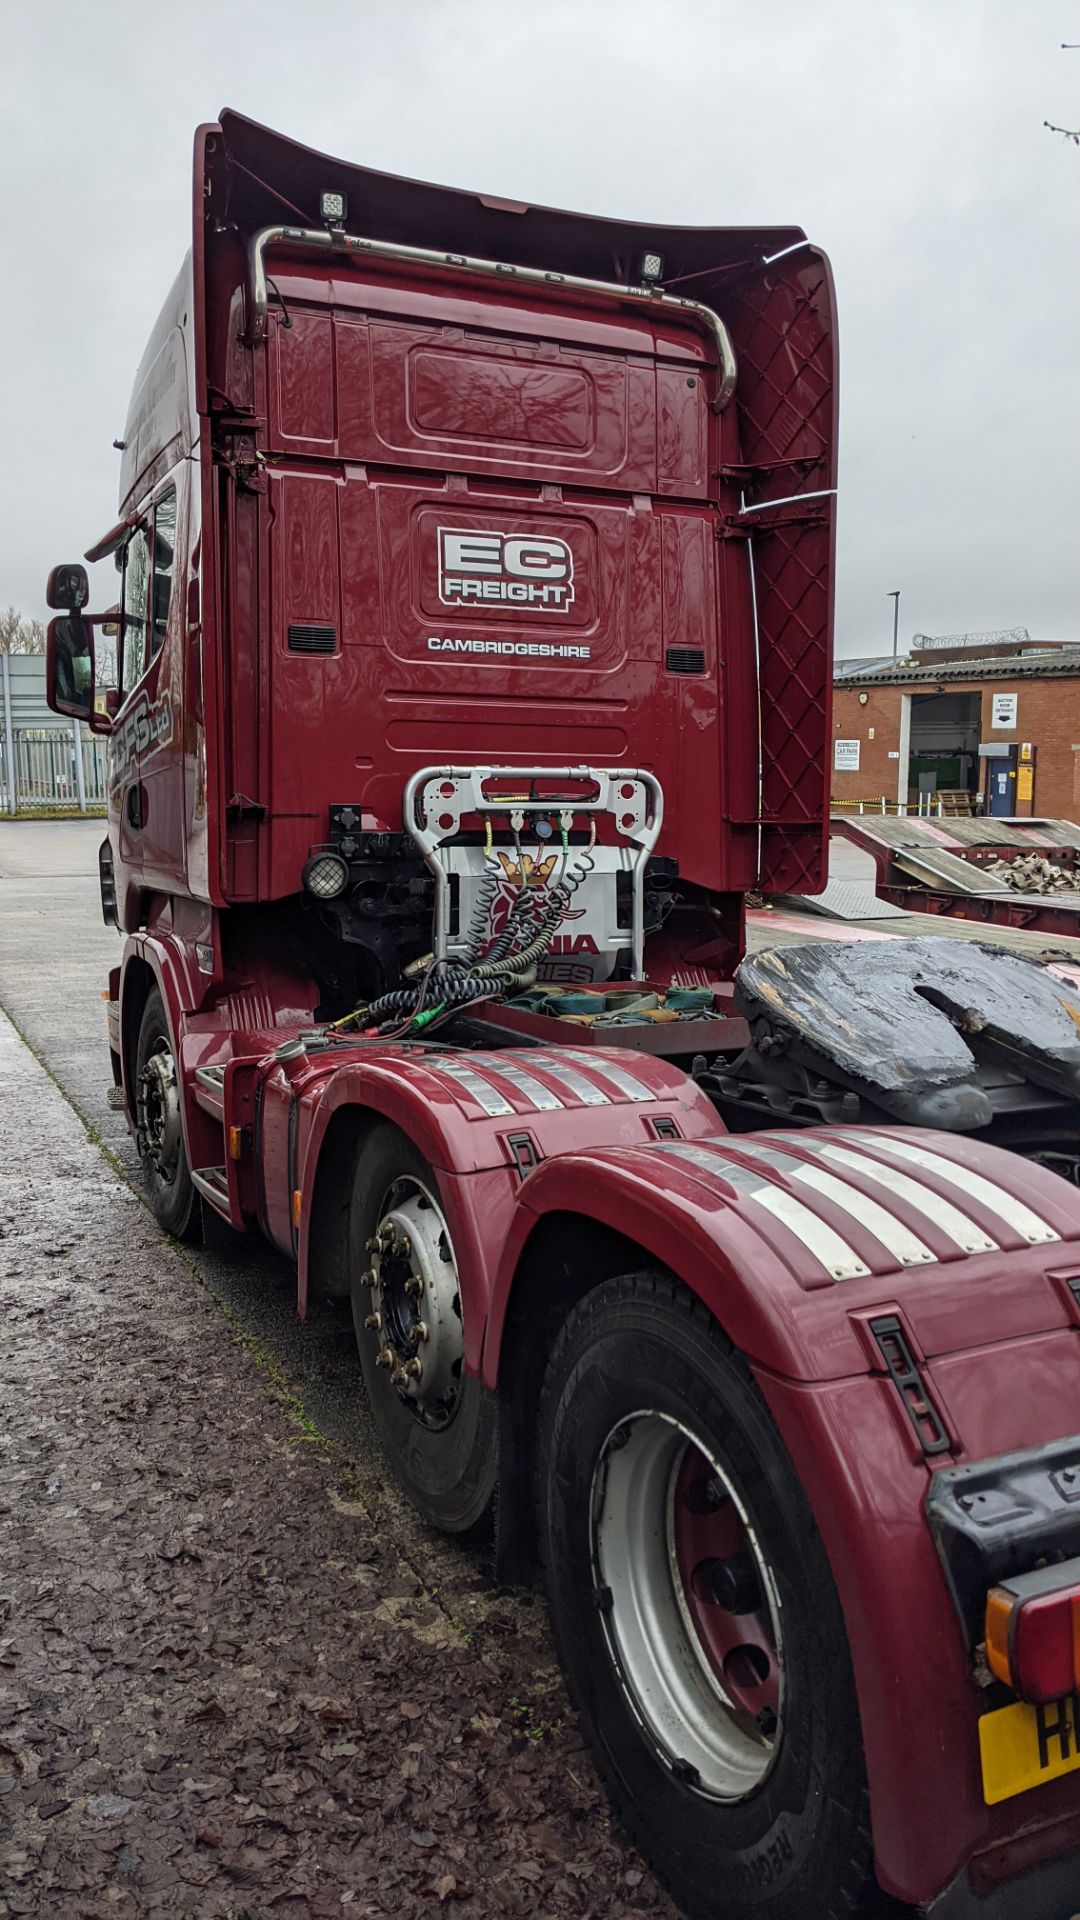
[590,1409,783,1800]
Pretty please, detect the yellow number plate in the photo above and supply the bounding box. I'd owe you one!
[980,1694,1080,1805]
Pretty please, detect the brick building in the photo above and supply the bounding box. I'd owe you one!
[831,646,1080,818]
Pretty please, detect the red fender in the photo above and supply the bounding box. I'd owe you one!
[121,932,205,1061]
[118,930,212,1162]
[292,1058,518,1334]
[486,1127,1080,1906]
[119,923,321,1184]
[293,1042,720,1324]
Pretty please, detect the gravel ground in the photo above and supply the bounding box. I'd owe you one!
[0,1010,674,1919]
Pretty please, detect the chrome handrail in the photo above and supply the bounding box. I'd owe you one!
[246,224,737,411]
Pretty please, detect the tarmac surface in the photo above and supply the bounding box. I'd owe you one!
[4,816,1074,1919]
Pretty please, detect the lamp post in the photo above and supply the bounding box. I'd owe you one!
[887,590,900,659]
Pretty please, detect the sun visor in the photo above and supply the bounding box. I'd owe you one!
[85,513,140,564]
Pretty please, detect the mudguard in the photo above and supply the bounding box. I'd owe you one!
[489,1126,1080,1907]
[118,930,217,1151]
[117,924,320,1182]
[293,1043,721,1328]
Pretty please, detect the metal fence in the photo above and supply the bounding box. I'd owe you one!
[1,726,108,814]
[0,652,108,816]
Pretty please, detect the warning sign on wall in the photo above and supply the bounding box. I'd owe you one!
[991,693,1018,729]
[834,739,861,771]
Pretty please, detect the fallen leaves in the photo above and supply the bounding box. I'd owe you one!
[186,1699,227,1725]
[0,1050,677,1920]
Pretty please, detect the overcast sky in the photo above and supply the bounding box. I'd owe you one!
[1,0,1077,655]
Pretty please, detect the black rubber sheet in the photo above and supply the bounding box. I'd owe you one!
[735,938,1080,1125]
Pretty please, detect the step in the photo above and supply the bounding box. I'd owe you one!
[193,1063,226,1120]
[190,1164,231,1216]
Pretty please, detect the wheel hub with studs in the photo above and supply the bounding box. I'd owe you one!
[361,1180,464,1426]
[137,1046,182,1176]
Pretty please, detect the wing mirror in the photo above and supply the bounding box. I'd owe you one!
[46,563,90,611]
[46,614,115,735]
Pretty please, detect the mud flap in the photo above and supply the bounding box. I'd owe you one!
[922,1847,1080,1918]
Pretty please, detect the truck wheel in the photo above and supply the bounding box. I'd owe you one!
[538,1272,875,1920]
[134,989,198,1241]
[348,1125,497,1534]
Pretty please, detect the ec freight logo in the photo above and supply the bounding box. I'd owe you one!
[437,528,574,613]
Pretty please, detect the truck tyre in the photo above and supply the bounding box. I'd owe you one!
[537,1271,876,1920]
[134,988,198,1242]
[348,1125,497,1534]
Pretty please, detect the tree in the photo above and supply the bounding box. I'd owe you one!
[0,608,47,655]
[1045,40,1080,143]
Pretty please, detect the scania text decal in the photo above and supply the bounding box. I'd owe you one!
[108,691,174,784]
[437,528,575,613]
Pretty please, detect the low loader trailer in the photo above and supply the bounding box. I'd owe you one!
[831,811,1080,943]
[46,112,1080,1917]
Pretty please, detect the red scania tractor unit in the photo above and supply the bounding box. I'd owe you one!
[46,113,1080,1918]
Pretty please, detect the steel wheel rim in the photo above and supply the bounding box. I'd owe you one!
[137,1041,182,1178]
[362,1175,464,1429]
[590,1409,784,1800]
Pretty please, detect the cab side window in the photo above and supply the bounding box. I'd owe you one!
[150,490,176,659]
[118,487,176,694]
[120,527,150,694]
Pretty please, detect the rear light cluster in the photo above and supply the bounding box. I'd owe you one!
[985,1559,1080,1704]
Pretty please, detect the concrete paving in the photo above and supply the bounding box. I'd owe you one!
[0,820,487,1614]
[0,821,133,1173]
